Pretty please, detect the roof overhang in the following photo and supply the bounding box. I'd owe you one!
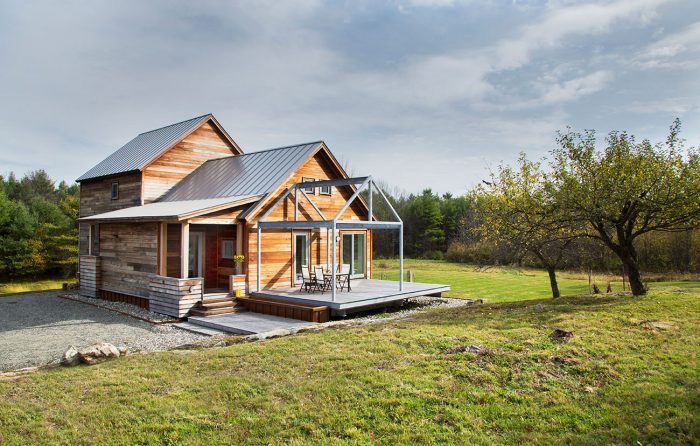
[78,195,261,223]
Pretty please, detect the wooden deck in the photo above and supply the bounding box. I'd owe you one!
[251,279,450,316]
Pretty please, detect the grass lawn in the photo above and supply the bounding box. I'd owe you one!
[0,284,698,444]
[0,278,75,296]
[372,259,699,302]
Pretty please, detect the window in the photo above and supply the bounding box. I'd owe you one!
[111,182,119,200]
[319,183,331,195]
[221,239,234,259]
[342,233,366,278]
[302,177,315,194]
[294,232,309,283]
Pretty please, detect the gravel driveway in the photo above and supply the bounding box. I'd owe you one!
[0,291,206,371]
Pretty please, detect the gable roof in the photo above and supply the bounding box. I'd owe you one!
[76,114,242,182]
[160,141,324,202]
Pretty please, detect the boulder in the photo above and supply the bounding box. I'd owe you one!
[61,346,80,366]
[78,342,121,365]
[534,304,544,313]
[550,329,574,340]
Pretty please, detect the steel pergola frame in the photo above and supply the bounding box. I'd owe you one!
[255,176,403,302]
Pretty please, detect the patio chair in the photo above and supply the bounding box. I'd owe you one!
[300,268,321,293]
[314,266,331,291]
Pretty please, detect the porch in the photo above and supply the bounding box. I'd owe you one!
[251,279,450,316]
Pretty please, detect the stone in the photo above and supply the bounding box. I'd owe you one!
[78,342,121,365]
[550,329,574,340]
[445,345,485,354]
[61,346,80,366]
[534,304,544,312]
[117,346,129,356]
[639,320,673,330]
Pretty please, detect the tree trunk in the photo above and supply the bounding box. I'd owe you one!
[623,256,646,296]
[547,266,561,298]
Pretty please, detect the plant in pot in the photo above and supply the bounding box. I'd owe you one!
[233,254,245,275]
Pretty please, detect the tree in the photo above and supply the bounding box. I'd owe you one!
[475,155,580,298]
[550,119,700,295]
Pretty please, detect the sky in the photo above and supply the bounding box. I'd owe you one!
[1,0,699,195]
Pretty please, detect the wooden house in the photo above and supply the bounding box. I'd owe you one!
[77,114,449,321]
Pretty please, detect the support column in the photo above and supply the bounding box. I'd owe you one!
[399,223,404,291]
[181,222,189,279]
[158,223,167,276]
[331,220,337,302]
[368,181,373,221]
[326,227,330,270]
[256,225,262,292]
[294,187,298,221]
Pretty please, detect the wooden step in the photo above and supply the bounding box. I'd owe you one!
[238,295,330,323]
[189,306,238,317]
[202,296,234,305]
[201,300,236,309]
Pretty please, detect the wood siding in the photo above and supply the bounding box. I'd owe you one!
[166,224,182,278]
[245,150,372,290]
[78,171,142,255]
[99,222,158,298]
[142,122,238,203]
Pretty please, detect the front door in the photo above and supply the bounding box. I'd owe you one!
[188,231,204,278]
[342,233,366,278]
[293,232,309,284]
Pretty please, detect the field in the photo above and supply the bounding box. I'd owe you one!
[0,262,698,444]
[373,259,700,302]
[0,278,75,296]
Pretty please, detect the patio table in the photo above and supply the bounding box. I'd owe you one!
[324,272,351,292]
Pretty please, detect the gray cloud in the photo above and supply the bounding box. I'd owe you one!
[0,0,698,194]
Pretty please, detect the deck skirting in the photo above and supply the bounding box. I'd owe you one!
[79,255,101,298]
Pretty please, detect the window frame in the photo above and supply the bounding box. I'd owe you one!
[302,177,316,194]
[221,239,235,259]
[319,181,331,195]
[111,182,119,200]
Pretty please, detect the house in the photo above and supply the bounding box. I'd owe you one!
[77,114,449,321]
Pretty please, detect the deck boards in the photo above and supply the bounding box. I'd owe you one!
[251,279,450,312]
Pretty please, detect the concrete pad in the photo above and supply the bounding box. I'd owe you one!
[187,312,316,335]
[173,322,229,336]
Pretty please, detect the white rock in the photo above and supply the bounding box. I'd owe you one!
[78,342,121,365]
[61,346,80,366]
[535,304,544,312]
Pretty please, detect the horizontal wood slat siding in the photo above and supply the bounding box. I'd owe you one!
[99,222,158,298]
[79,255,101,297]
[142,122,238,203]
[148,276,203,317]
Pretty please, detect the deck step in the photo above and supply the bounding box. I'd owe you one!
[237,295,330,323]
[201,296,235,305]
[189,306,238,317]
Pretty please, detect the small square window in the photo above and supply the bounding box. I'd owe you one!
[111,182,119,200]
[221,240,234,259]
[319,184,331,195]
[302,177,315,194]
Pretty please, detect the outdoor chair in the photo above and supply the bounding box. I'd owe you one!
[300,268,321,293]
[313,266,331,291]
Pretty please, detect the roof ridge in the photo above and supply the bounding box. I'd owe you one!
[138,113,212,135]
[197,140,324,166]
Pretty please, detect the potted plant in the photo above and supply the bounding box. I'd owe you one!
[233,254,245,275]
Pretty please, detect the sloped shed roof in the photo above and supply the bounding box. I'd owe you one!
[160,142,323,201]
[76,114,240,182]
[78,195,261,222]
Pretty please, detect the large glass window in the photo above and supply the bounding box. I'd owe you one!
[342,233,366,277]
[294,232,309,283]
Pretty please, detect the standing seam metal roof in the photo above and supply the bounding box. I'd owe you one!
[160,142,323,202]
[76,114,212,182]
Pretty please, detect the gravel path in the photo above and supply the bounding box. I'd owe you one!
[0,291,206,371]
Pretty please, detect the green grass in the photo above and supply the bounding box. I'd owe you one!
[0,283,698,444]
[0,278,75,296]
[372,259,695,302]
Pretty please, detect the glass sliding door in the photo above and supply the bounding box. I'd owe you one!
[341,233,366,278]
[294,232,309,284]
[188,232,204,278]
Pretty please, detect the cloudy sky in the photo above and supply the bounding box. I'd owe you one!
[1,0,698,194]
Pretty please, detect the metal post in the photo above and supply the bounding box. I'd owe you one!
[294,188,298,221]
[368,181,373,221]
[326,227,330,270]
[399,223,404,292]
[256,226,261,292]
[331,220,337,302]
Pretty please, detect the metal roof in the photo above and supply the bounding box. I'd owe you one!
[160,142,323,202]
[78,195,261,222]
[76,114,221,182]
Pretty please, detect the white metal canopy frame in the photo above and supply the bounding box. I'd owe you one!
[256,176,404,302]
